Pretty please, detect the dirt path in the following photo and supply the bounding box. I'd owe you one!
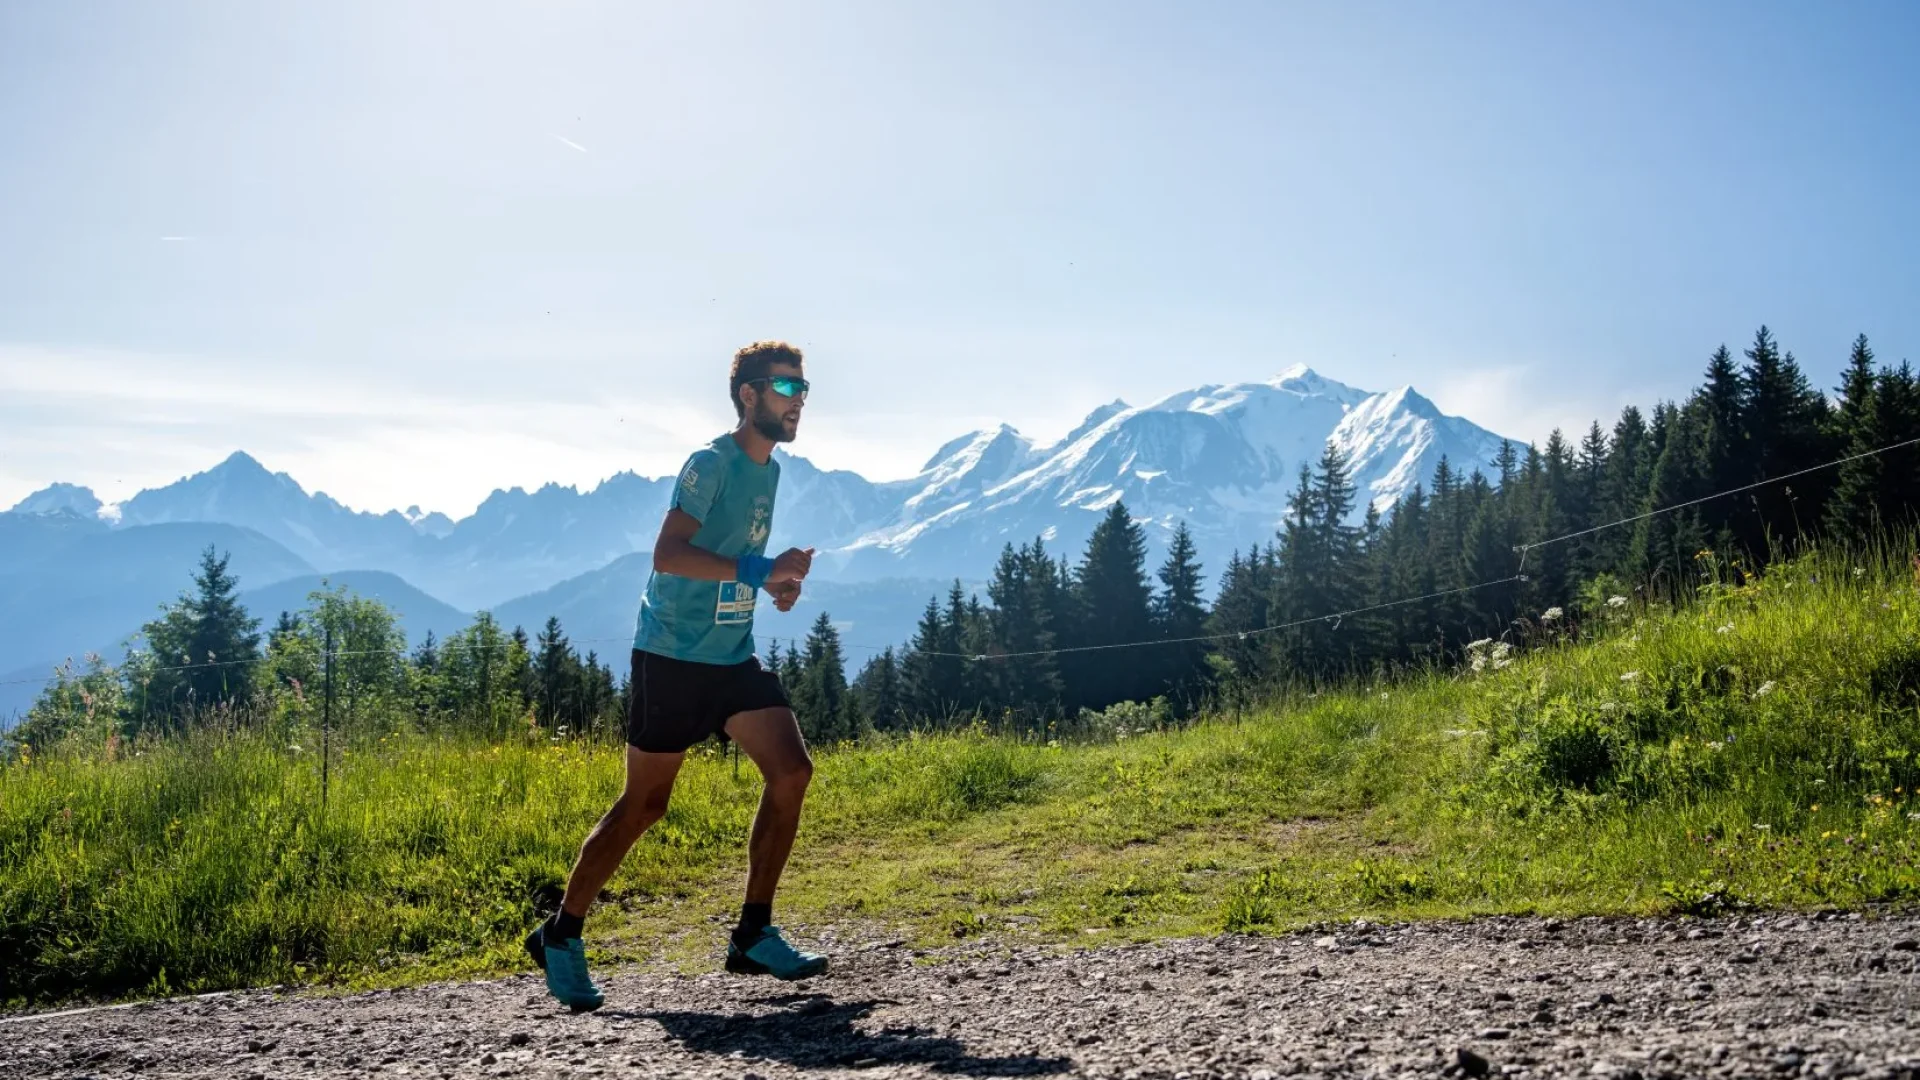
[6,913,1919,1080]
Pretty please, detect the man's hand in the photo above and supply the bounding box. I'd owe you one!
[767,580,802,612]
[768,547,814,585]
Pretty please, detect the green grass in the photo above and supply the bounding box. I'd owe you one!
[6,547,1920,1008]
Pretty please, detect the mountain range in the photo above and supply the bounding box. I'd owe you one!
[1,365,1516,721]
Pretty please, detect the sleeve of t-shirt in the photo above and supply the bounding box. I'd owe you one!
[669,449,723,523]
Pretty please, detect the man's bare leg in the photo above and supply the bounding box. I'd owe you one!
[719,706,825,977]
[723,706,814,907]
[557,746,685,924]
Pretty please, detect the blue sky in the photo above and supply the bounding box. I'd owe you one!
[2,0,1915,517]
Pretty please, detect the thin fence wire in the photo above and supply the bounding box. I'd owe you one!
[3,430,1914,697]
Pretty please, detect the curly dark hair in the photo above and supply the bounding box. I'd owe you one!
[728,340,805,419]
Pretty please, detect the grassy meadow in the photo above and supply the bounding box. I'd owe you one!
[5,546,1920,1008]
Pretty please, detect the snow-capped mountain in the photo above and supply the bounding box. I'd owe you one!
[7,482,102,520]
[4,366,1517,602]
[822,365,1517,581]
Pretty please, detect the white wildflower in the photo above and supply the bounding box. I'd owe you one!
[1909,812,1920,822]
[1854,567,1867,578]
[1541,607,1563,623]
[1491,642,1512,659]
[288,744,302,753]
[1470,655,1487,673]
[1754,823,1770,831]
[1466,638,1494,653]
[1620,671,1640,682]
[1754,681,1776,698]
[1380,692,1391,702]
[1492,657,1512,670]
[1599,702,1618,713]
[1607,595,1629,609]
[1716,623,1733,634]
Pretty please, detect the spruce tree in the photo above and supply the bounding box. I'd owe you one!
[1740,326,1833,552]
[1826,334,1883,535]
[1571,423,1610,580]
[1151,521,1209,713]
[1068,501,1154,711]
[854,647,907,732]
[903,596,963,725]
[534,616,582,731]
[127,546,263,732]
[793,612,857,743]
[1633,403,1713,580]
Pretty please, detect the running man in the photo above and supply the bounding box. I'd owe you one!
[525,340,827,1011]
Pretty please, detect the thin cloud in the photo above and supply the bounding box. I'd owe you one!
[551,134,588,154]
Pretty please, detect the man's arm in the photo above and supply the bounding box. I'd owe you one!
[653,508,742,582]
[652,508,815,586]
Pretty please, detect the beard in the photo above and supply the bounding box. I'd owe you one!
[751,398,796,443]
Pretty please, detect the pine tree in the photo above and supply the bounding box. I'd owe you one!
[1826,334,1883,535]
[986,540,1064,725]
[438,611,516,736]
[126,546,263,732]
[1380,487,1436,665]
[1875,362,1920,520]
[1697,345,1747,519]
[902,596,963,725]
[1151,521,1209,713]
[1206,546,1276,685]
[1068,502,1155,711]
[1571,423,1610,581]
[1740,326,1834,553]
[853,647,907,732]
[1633,402,1713,581]
[792,612,859,743]
[1600,406,1654,573]
[508,626,537,715]
[534,616,582,732]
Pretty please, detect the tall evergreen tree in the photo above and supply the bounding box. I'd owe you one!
[1151,522,1209,712]
[1068,502,1155,711]
[126,546,263,732]
[1571,423,1611,580]
[1739,326,1834,552]
[853,647,907,732]
[1827,334,1883,535]
[534,616,582,731]
[792,612,860,743]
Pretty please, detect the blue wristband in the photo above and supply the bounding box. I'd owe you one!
[736,554,774,590]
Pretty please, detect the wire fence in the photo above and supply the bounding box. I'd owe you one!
[3,432,1915,701]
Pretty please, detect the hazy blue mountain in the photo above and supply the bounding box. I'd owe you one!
[8,483,102,518]
[0,518,315,721]
[240,571,473,647]
[5,367,1517,689]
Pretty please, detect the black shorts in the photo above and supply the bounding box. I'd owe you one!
[626,649,791,754]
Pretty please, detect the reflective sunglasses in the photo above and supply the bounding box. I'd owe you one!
[751,375,810,399]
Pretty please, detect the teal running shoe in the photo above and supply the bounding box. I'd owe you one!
[725,925,829,981]
[526,923,604,1012]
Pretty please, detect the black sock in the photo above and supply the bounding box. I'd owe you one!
[734,902,772,945]
[548,910,585,943]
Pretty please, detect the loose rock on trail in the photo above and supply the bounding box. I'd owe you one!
[5,914,1919,1079]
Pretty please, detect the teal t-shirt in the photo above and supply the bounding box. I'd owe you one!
[632,433,780,665]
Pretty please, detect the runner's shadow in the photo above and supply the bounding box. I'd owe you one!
[609,997,1072,1076]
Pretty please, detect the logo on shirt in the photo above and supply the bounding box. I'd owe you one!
[747,495,771,547]
[681,465,700,493]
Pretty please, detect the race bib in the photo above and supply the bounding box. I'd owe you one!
[716,580,756,625]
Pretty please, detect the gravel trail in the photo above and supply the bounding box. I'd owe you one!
[6,913,1919,1080]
